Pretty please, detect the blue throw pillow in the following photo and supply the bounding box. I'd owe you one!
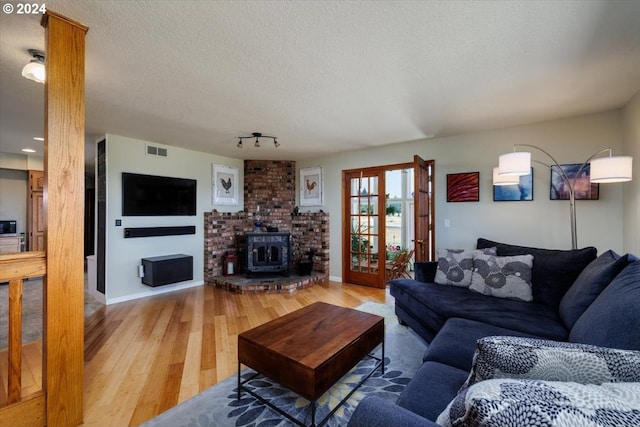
[569,261,640,351]
[559,250,631,329]
[414,261,438,283]
[477,238,597,308]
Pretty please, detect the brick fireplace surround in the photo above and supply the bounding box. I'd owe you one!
[205,160,329,293]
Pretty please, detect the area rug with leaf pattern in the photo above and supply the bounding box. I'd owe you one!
[142,301,428,427]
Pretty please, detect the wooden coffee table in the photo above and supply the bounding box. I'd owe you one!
[238,302,385,427]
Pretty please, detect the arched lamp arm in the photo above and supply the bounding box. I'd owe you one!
[513,144,573,198]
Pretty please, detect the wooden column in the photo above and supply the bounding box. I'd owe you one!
[42,11,88,427]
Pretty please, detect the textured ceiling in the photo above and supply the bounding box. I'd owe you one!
[1,1,639,163]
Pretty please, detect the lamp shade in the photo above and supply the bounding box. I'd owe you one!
[499,152,531,176]
[590,156,633,183]
[492,167,520,186]
[22,61,45,83]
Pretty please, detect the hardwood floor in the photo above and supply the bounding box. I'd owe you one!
[77,280,391,426]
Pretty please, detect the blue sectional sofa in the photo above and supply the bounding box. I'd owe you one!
[348,238,640,427]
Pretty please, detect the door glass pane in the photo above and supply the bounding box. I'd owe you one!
[368,216,378,234]
[351,178,360,197]
[386,170,402,199]
[351,197,360,214]
[369,176,378,195]
[360,178,369,195]
[368,235,379,272]
[369,196,378,215]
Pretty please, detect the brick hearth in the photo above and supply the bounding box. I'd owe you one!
[211,272,328,294]
[205,160,330,294]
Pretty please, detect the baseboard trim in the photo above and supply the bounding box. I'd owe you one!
[106,280,204,305]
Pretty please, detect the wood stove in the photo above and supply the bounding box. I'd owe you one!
[246,232,291,276]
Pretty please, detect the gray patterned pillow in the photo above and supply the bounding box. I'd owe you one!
[465,336,640,388]
[469,253,534,301]
[435,248,496,287]
[437,379,640,427]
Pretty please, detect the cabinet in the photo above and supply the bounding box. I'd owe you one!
[0,236,21,254]
[141,254,193,287]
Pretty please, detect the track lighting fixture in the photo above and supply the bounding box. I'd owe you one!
[237,132,279,148]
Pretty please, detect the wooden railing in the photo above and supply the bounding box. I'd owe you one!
[0,251,46,426]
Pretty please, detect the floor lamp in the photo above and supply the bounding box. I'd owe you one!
[497,144,633,249]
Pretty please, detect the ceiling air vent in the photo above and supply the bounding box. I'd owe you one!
[145,144,168,157]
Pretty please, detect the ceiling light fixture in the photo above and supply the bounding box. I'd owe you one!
[22,148,37,153]
[22,49,46,84]
[33,137,44,141]
[237,132,279,149]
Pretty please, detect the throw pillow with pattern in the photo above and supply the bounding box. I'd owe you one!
[469,253,534,301]
[465,336,640,388]
[434,247,496,287]
[437,379,640,427]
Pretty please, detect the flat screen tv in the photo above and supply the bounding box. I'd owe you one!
[122,172,197,216]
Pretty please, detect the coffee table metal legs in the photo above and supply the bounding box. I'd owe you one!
[237,343,384,427]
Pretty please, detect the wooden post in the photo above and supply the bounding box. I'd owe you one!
[42,11,88,427]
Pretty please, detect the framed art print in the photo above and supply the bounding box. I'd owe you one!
[550,163,599,200]
[494,168,534,201]
[446,172,479,202]
[300,166,323,206]
[212,164,239,205]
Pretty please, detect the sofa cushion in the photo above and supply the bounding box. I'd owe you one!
[347,396,441,427]
[465,336,640,387]
[437,379,640,427]
[559,250,634,329]
[569,260,640,350]
[477,238,597,307]
[396,361,469,422]
[414,261,438,283]
[390,279,568,341]
[434,248,496,287]
[469,253,534,301]
[424,318,539,372]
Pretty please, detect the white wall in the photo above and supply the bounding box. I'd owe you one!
[0,153,43,236]
[103,134,243,303]
[622,91,640,255]
[0,152,43,171]
[297,110,627,281]
[0,168,28,235]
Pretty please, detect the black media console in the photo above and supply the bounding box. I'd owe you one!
[141,254,193,287]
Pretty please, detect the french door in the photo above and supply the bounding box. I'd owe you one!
[342,156,434,288]
[414,155,435,262]
[343,168,385,287]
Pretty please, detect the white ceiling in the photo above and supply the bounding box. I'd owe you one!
[1,1,639,163]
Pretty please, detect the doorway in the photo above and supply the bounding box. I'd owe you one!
[342,156,434,288]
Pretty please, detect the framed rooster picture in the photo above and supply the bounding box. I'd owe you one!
[212,164,239,206]
[300,166,323,206]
